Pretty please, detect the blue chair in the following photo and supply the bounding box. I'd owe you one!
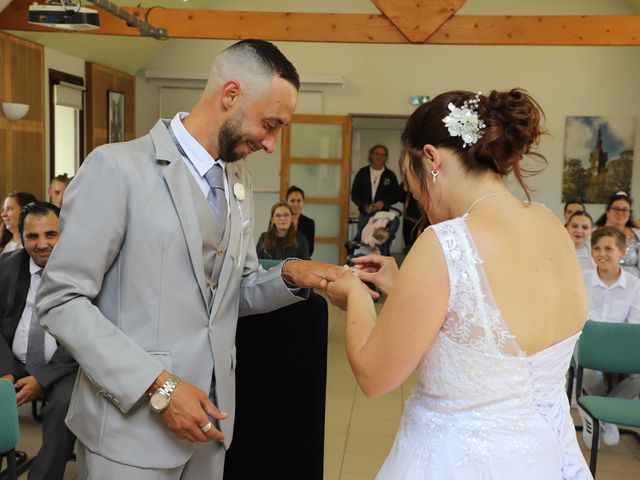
[0,379,19,480]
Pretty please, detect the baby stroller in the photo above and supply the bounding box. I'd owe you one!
[345,208,401,264]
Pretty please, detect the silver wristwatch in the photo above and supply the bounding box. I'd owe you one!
[149,374,181,414]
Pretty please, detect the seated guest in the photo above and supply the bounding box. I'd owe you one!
[0,202,78,480]
[563,200,585,223]
[1,191,38,253]
[580,226,640,448]
[286,185,315,256]
[257,202,310,260]
[48,173,70,208]
[595,191,640,277]
[566,211,594,273]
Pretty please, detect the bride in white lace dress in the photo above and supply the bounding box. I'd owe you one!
[327,89,592,479]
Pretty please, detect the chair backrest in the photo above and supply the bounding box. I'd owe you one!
[0,379,19,453]
[259,259,282,270]
[578,320,640,374]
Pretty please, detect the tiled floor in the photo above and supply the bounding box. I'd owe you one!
[10,295,640,479]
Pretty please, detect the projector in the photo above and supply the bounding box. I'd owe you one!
[28,3,100,30]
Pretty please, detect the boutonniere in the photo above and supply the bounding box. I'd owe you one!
[233,183,245,201]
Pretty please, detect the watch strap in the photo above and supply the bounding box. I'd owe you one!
[160,374,181,397]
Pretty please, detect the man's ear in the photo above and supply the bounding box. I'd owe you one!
[220,80,241,111]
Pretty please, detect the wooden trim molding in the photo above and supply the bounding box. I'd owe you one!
[1,0,640,45]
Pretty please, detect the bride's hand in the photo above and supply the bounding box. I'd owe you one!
[350,254,398,295]
[327,266,378,311]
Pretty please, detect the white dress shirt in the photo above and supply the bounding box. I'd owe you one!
[170,112,230,213]
[575,245,595,274]
[583,268,640,324]
[1,240,19,254]
[12,258,58,364]
[369,167,383,202]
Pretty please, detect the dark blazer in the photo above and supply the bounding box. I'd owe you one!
[350,165,402,214]
[256,231,310,261]
[0,249,77,389]
[297,214,315,256]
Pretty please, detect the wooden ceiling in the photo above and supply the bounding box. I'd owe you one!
[1,0,640,45]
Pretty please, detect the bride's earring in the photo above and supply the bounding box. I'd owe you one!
[431,170,439,184]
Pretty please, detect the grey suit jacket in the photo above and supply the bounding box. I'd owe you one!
[37,119,305,468]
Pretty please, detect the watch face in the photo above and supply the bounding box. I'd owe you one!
[150,391,170,413]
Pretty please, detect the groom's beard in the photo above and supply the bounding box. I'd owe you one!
[218,114,244,163]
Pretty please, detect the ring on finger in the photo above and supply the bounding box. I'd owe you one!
[200,422,213,433]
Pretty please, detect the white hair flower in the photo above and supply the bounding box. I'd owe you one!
[442,92,485,148]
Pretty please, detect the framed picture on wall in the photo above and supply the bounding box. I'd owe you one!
[562,116,636,203]
[107,90,125,143]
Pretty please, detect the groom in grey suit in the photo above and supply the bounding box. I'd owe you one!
[37,39,340,479]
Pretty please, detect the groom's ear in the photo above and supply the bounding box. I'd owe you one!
[220,80,241,111]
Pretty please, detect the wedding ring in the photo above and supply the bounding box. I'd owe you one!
[351,267,358,277]
[200,422,213,433]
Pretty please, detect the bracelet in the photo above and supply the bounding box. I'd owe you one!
[281,257,302,286]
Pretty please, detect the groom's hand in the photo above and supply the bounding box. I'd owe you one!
[282,260,343,290]
[157,376,227,443]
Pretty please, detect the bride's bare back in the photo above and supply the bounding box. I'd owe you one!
[466,199,586,354]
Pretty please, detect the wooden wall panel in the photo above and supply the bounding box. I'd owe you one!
[10,129,45,195]
[0,129,6,198]
[85,62,135,155]
[0,32,44,201]
[8,40,43,123]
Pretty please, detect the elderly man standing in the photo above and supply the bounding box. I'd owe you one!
[37,39,341,479]
[0,202,77,480]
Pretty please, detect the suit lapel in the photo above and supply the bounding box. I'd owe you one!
[152,120,209,308]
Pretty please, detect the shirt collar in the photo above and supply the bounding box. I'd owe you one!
[29,258,42,275]
[591,268,626,289]
[170,112,226,177]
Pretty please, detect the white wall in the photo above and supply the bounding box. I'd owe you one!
[135,0,640,226]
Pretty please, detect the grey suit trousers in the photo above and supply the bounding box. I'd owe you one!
[27,372,77,480]
[77,439,225,480]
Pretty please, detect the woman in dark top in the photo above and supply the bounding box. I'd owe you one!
[350,144,402,236]
[286,185,315,256]
[256,201,310,260]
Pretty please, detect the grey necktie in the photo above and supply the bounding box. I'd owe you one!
[25,270,45,374]
[204,164,228,236]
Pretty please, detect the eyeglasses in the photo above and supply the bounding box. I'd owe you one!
[610,207,631,213]
[273,213,291,219]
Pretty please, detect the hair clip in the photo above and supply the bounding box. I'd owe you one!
[442,92,485,148]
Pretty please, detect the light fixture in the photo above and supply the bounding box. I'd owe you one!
[2,102,29,121]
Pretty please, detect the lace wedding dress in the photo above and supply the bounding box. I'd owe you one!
[377,216,592,479]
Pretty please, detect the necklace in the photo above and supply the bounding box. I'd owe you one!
[464,190,511,216]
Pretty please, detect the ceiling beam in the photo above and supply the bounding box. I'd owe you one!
[372,0,466,43]
[2,1,640,46]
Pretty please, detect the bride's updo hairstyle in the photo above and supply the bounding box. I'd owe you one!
[401,88,546,201]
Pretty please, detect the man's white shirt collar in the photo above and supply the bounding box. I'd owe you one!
[29,258,42,275]
[170,112,226,177]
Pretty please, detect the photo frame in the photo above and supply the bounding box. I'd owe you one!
[562,116,636,203]
[107,90,125,144]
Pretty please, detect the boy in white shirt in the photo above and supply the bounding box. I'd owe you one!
[580,226,640,447]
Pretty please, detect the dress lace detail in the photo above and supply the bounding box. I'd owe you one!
[436,217,522,357]
[375,217,592,480]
